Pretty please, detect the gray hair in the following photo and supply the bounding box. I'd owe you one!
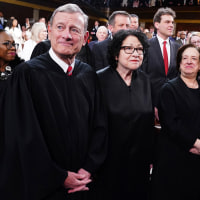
[49,3,88,33]
[31,22,46,42]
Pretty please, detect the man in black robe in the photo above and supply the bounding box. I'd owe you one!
[0,3,107,200]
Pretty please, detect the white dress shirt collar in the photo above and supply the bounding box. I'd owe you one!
[157,35,170,46]
[49,48,75,73]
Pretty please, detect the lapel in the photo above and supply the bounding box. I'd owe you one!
[169,40,174,70]
[154,37,165,67]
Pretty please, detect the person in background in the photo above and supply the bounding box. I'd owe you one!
[92,10,131,71]
[188,31,200,48]
[92,29,154,200]
[0,3,107,200]
[141,7,181,121]
[176,30,187,45]
[130,14,140,31]
[0,11,7,29]
[5,18,23,57]
[90,20,99,41]
[21,22,47,61]
[0,29,23,89]
[88,25,108,50]
[38,17,46,25]
[151,44,200,200]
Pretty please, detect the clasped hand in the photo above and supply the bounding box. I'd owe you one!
[63,168,92,193]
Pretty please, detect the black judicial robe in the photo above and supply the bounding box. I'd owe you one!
[0,53,107,200]
[92,67,154,200]
[151,77,200,200]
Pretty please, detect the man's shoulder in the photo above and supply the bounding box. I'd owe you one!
[15,53,49,68]
[93,38,110,49]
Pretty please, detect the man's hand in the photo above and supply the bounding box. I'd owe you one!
[63,171,92,193]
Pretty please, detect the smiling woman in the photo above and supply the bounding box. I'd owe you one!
[151,44,200,200]
[92,29,155,200]
[0,29,23,85]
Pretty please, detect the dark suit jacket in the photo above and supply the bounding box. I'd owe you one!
[141,36,181,107]
[176,39,184,46]
[91,37,111,71]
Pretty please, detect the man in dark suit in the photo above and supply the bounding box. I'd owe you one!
[176,31,186,45]
[0,11,7,29]
[142,7,181,120]
[91,10,131,71]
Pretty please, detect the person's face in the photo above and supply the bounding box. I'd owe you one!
[0,32,16,65]
[190,35,200,48]
[12,19,18,27]
[180,32,186,39]
[109,15,130,35]
[155,14,174,40]
[96,27,108,42]
[48,12,89,62]
[180,47,200,78]
[94,21,99,27]
[130,17,139,30]
[38,28,47,42]
[117,35,144,72]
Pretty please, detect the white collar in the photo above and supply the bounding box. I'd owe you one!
[157,35,170,45]
[49,48,75,73]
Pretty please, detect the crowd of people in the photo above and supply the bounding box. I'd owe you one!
[83,0,200,8]
[1,3,200,200]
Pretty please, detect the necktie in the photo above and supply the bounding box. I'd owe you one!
[67,66,72,76]
[163,41,168,75]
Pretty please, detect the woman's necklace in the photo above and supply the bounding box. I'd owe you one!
[0,66,12,80]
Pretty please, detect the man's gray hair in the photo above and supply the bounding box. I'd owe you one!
[49,3,88,32]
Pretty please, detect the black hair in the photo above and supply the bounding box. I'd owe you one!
[107,29,149,69]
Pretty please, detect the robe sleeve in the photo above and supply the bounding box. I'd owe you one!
[0,64,68,200]
[82,75,108,174]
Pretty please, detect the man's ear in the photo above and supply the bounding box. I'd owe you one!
[154,22,159,30]
[83,31,89,46]
[48,24,51,40]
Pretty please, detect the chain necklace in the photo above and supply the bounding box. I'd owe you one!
[0,66,12,80]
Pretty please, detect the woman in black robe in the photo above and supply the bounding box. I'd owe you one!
[92,30,154,200]
[0,29,23,90]
[151,44,200,200]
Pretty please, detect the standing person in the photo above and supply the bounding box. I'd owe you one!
[21,22,47,61]
[188,31,200,48]
[88,26,108,50]
[92,10,131,71]
[0,29,23,89]
[90,20,99,41]
[151,44,200,200]
[176,30,186,45]
[130,14,140,31]
[5,18,23,57]
[141,7,181,121]
[92,29,154,200]
[0,11,7,29]
[0,3,107,200]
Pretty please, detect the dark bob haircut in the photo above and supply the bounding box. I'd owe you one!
[176,43,200,71]
[107,29,149,69]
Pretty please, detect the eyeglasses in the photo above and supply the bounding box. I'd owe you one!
[0,41,19,50]
[191,41,200,45]
[121,46,144,55]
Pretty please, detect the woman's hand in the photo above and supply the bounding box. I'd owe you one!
[189,138,200,155]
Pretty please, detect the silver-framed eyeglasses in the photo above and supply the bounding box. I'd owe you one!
[0,41,19,50]
[121,46,144,55]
